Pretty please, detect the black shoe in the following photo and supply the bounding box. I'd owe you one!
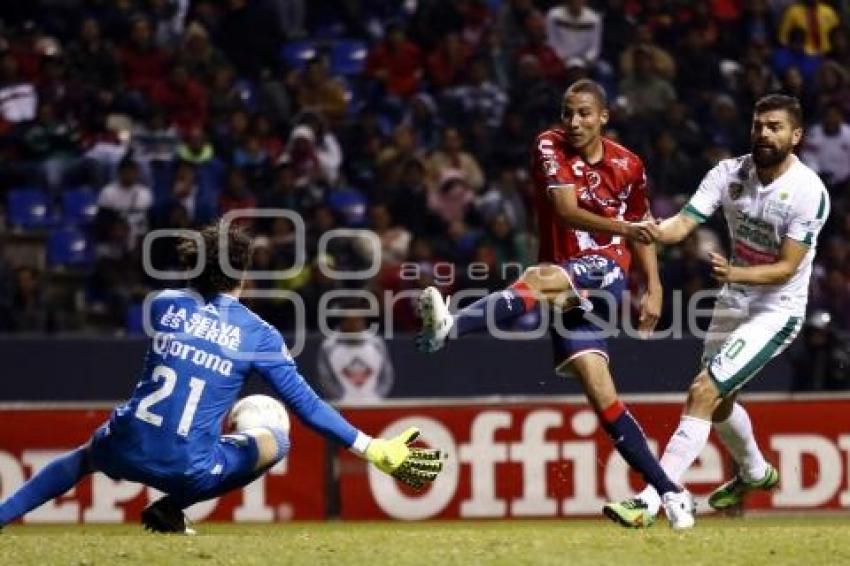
[141,497,196,535]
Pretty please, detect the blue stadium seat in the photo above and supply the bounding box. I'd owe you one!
[7,188,52,229]
[280,40,318,71]
[331,39,368,76]
[61,188,97,226]
[47,228,93,267]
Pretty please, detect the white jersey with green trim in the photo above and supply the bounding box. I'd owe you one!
[683,154,829,315]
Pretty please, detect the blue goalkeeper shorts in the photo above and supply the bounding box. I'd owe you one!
[551,254,627,375]
[89,422,287,503]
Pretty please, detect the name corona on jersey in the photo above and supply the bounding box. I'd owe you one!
[151,332,234,377]
[159,305,242,350]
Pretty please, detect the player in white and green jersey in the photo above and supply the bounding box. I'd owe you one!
[604,94,830,526]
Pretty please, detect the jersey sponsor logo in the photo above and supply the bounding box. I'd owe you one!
[734,239,778,266]
[611,157,630,171]
[734,211,779,252]
[160,305,242,350]
[151,332,234,377]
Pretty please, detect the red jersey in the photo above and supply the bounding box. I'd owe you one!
[530,128,649,273]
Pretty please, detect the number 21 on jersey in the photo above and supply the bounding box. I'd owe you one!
[135,364,206,437]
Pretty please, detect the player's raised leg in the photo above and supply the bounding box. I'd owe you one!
[142,425,290,534]
[416,264,586,353]
[0,444,93,528]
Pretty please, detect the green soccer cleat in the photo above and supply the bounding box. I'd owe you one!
[603,497,656,529]
[708,464,780,511]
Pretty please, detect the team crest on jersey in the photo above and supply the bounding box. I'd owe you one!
[586,170,601,189]
[729,182,744,200]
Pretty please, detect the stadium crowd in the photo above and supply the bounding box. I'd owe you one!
[0,0,848,386]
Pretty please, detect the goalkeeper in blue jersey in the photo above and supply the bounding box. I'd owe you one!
[0,223,442,533]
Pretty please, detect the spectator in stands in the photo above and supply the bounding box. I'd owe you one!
[444,58,508,130]
[483,213,530,269]
[297,111,342,187]
[365,22,424,100]
[660,231,715,332]
[802,104,850,191]
[401,93,442,152]
[426,32,473,89]
[601,0,636,68]
[216,0,279,79]
[496,0,542,56]
[790,310,850,391]
[426,126,485,193]
[150,62,208,131]
[294,56,348,126]
[619,23,676,82]
[772,26,822,83]
[65,17,121,118]
[813,60,850,117]
[476,164,529,234]
[207,65,245,125]
[218,167,256,225]
[10,267,49,332]
[151,161,216,228]
[704,94,747,154]
[825,25,850,71]
[810,267,850,331]
[778,0,840,56]
[544,0,602,70]
[376,123,420,194]
[21,101,83,191]
[0,52,37,125]
[618,44,677,121]
[97,156,153,249]
[647,129,696,196]
[738,0,778,49]
[675,24,723,106]
[259,159,322,215]
[176,126,215,166]
[118,16,170,101]
[388,158,443,238]
[178,22,229,85]
[367,203,412,267]
[514,13,566,86]
[148,0,188,50]
[280,124,327,188]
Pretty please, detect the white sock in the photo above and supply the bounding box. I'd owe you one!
[659,415,712,483]
[635,416,711,515]
[714,403,767,482]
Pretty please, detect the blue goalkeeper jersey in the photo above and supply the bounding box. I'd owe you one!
[106,289,357,479]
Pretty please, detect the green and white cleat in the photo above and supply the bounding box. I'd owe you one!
[603,497,657,529]
[708,464,780,511]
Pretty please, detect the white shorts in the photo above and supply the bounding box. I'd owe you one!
[702,300,803,396]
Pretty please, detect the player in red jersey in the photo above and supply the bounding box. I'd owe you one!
[416,79,695,529]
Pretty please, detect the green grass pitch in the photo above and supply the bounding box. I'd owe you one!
[2,517,849,565]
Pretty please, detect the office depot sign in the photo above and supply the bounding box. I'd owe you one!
[337,397,850,519]
[1,396,849,523]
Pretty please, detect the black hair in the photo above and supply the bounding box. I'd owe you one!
[178,222,252,298]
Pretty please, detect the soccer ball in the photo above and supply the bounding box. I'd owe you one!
[227,395,290,433]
